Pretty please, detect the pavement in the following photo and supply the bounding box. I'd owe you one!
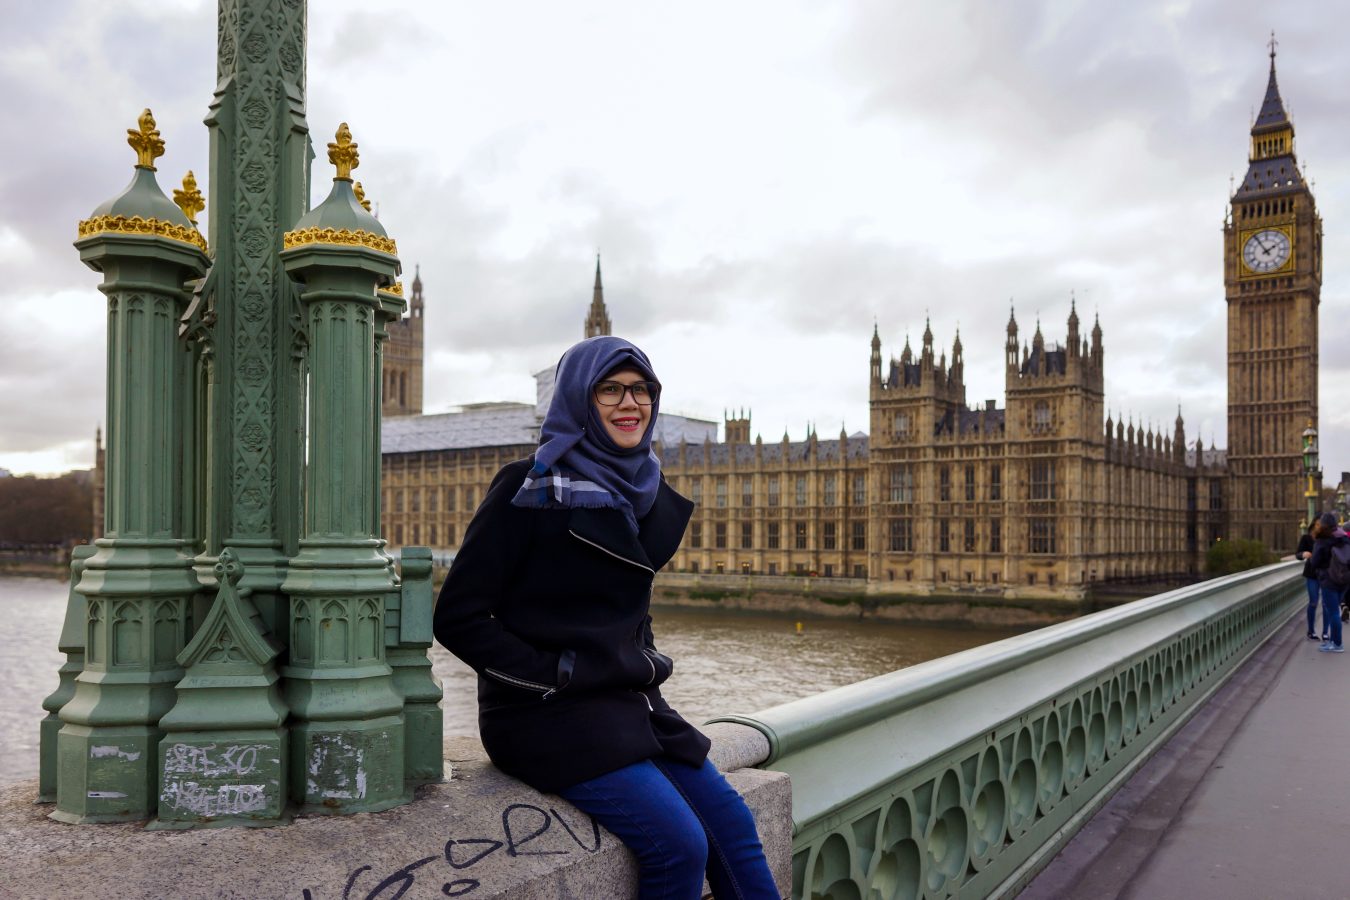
[1023,613,1350,900]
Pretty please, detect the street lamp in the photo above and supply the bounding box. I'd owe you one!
[1302,422,1320,528]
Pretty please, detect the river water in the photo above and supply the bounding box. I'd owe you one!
[0,576,1027,784]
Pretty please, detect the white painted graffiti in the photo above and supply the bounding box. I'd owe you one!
[161,779,270,817]
[90,745,141,762]
[163,742,270,778]
[307,738,368,800]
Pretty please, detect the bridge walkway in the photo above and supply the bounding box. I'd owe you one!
[1023,614,1350,900]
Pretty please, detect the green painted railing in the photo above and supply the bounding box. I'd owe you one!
[710,562,1302,899]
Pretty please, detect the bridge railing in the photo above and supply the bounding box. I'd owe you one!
[709,561,1302,900]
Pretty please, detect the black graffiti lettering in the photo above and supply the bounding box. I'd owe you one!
[503,802,566,857]
[343,865,373,900]
[444,837,503,869]
[441,880,480,897]
[550,807,602,853]
[363,855,438,900]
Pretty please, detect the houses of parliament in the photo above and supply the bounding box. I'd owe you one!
[375,50,1322,599]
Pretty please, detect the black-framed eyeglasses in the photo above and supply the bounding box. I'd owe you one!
[593,380,660,406]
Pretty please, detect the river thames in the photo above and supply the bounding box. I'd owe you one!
[0,575,1027,784]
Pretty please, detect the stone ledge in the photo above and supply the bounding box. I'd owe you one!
[0,728,790,899]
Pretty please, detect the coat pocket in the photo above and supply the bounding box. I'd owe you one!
[484,667,557,699]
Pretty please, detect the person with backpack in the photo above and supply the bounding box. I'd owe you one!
[1296,523,1324,640]
[1309,512,1347,653]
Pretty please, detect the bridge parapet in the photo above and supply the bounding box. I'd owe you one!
[711,561,1302,899]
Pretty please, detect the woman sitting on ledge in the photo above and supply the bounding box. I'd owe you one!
[434,335,778,899]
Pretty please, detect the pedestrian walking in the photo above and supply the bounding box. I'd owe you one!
[1308,512,1346,653]
[1296,523,1322,640]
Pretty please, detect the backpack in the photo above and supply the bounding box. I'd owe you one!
[1328,542,1350,589]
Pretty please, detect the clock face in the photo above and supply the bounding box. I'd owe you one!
[1242,229,1291,273]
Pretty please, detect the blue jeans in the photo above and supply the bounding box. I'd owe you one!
[1321,584,1343,648]
[1307,577,1323,635]
[558,757,779,900]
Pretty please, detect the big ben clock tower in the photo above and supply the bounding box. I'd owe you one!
[1225,38,1322,550]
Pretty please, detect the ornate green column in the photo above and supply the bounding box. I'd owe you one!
[279,126,407,814]
[54,113,210,823]
[374,281,444,788]
[37,545,96,803]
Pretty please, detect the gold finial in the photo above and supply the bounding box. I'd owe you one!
[173,171,205,224]
[327,122,359,181]
[127,108,166,170]
[353,181,372,212]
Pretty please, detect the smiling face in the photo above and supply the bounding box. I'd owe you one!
[593,368,654,450]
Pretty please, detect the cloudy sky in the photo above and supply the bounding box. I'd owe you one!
[5,0,1350,479]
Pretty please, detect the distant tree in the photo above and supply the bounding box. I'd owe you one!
[1205,538,1276,576]
[0,473,93,545]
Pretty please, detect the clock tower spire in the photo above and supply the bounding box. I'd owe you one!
[1224,37,1322,550]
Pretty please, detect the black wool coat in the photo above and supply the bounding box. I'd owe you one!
[433,458,708,793]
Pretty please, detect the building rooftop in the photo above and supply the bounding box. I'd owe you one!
[382,403,538,454]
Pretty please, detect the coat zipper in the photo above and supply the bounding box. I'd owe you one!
[485,667,557,699]
[569,530,656,575]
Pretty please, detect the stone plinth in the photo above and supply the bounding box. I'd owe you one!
[5,729,791,899]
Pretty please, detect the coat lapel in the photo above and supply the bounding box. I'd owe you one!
[639,480,694,571]
[566,481,693,574]
[568,506,654,571]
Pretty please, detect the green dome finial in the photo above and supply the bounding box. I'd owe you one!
[127,109,165,170]
[328,122,359,181]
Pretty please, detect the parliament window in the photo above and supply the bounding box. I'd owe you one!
[939,520,950,553]
[690,478,703,505]
[412,524,420,544]
[853,564,866,578]
[964,519,976,552]
[1033,400,1052,432]
[853,474,866,506]
[1030,460,1056,500]
[795,476,807,507]
[768,522,780,549]
[989,465,1002,501]
[741,479,753,507]
[888,518,914,552]
[395,490,404,513]
[716,478,727,508]
[965,465,976,501]
[429,525,438,545]
[691,522,703,548]
[411,490,421,513]
[1029,518,1056,554]
[715,523,727,549]
[795,522,807,550]
[889,465,915,503]
[428,489,438,513]
[823,521,837,550]
[447,487,456,512]
[741,522,753,549]
[852,521,866,551]
[824,475,837,506]
[990,518,1002,553]
[768,477,780,507]
[939,466,951,502]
